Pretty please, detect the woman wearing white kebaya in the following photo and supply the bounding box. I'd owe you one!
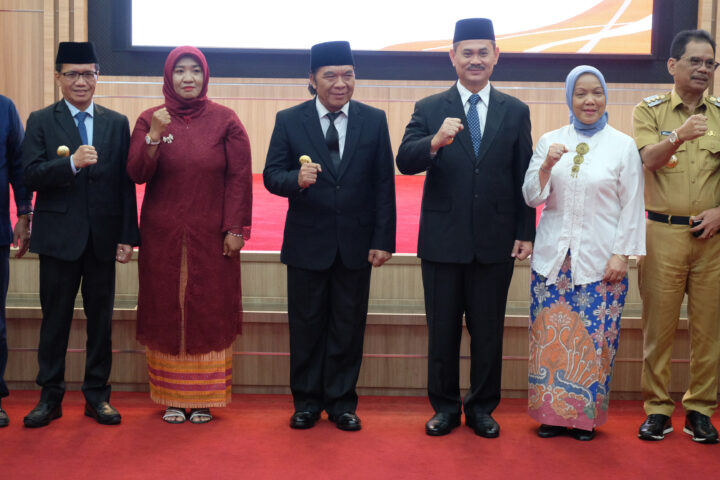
[522,65,645,441]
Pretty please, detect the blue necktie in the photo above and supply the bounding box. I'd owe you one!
[467,94,482,156]
[75,111,89,145]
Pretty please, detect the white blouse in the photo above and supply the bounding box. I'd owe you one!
[522,124,646,286]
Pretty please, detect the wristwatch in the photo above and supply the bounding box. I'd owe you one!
[145,134,161,145]
[667,130,681,146]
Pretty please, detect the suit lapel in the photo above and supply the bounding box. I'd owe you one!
[336,101,362,180]
[302,100,338,180]
[54,100,83,149]
[93,103,108,149]
[444,87,475,161]
[476,86,506,164]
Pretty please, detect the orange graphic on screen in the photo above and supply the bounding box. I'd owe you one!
[383,0,653,55]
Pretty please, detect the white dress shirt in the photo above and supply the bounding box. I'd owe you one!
[522,124,646,286]
[65,99,94,175]
[316,98,349,157]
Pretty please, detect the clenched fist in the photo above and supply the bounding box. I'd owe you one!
[676,114,708,143]
[148,107,171,142]
[298,162,323,188]
[430,117,464,153]
[73,145,97,168]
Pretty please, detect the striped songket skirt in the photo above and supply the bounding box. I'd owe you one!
[146,347,233,408]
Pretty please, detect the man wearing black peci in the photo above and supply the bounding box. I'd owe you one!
[21,42,139,427]
[397,18,534,438]
[264,41,396,431]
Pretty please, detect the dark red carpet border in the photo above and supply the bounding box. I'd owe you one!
[1,391,718,479]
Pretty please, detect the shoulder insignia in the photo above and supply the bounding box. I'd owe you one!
[706,95,720,107]
[643,93,670,107]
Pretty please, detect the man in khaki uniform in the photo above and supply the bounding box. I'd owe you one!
[633,29,720,444]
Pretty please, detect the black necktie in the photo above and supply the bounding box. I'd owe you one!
[325,112,341,168]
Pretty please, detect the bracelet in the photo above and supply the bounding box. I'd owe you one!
[539,165,552,173]
[226,231,243,238]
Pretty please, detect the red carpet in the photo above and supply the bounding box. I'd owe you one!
[1,391,718,479]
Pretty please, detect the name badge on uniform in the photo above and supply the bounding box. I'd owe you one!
[660,131,672,136]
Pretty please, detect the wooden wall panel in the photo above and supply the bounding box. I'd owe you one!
[0,2,44,122]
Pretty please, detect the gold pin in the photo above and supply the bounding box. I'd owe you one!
[299,155,312,164]
[576,143,589,155]
[573,155,584,165]
[571,165,581,177]
[57,145,70,157]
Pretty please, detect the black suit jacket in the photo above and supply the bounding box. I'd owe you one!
[22,100,139,262]
[263,99,396,270]
[396,84,535,264]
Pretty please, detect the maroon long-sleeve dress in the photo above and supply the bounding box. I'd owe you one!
[127,46,252,408]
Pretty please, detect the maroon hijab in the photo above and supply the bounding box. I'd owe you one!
[162,46,210,119]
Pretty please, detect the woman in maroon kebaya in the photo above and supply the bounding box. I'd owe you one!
[127,46,252,424]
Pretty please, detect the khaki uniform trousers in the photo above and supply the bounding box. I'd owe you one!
[638,220,720,417]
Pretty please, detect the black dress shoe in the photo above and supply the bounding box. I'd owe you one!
[571,428,595,441]
[638,414,672,441]
[537,424,566,438]
[0,407,8,428]
[328,412,362,431]
[23,402,62,428]
[683,411,719,444]
[289,410,320,429]
[425,412,461,436]
[84,401,121,425]
[466,413,500,438]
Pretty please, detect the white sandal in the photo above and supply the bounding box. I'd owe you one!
[188,408,212,424]
[162,407,186,424]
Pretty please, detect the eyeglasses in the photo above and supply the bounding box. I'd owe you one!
[678,56,720,71]
[60,71,98,82]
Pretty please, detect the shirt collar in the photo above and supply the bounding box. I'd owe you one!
[670,88,707,112]
[315,97,350,119]
[64,99,94,118]
[456,81,491,107]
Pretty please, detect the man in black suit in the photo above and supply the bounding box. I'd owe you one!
[397,18,534,438]
[21,42,139,427]
[264,41,396,431]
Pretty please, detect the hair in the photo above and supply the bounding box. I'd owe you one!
[670,29,716,59]
[452,40,496,52]
[55,63,100,73]
[308,67,318,96]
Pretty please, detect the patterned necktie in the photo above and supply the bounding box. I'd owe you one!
[325,111,341,168]
[467,94,482,156]
[75,111,89,145]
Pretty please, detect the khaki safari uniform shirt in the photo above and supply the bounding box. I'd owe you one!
[633,89,720,216]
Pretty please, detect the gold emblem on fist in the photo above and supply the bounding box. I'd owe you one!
[57,145,70,157]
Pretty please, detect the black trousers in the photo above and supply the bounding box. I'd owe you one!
[421,258,515,416]
[36,244,116,406]
[287,254,372,416]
